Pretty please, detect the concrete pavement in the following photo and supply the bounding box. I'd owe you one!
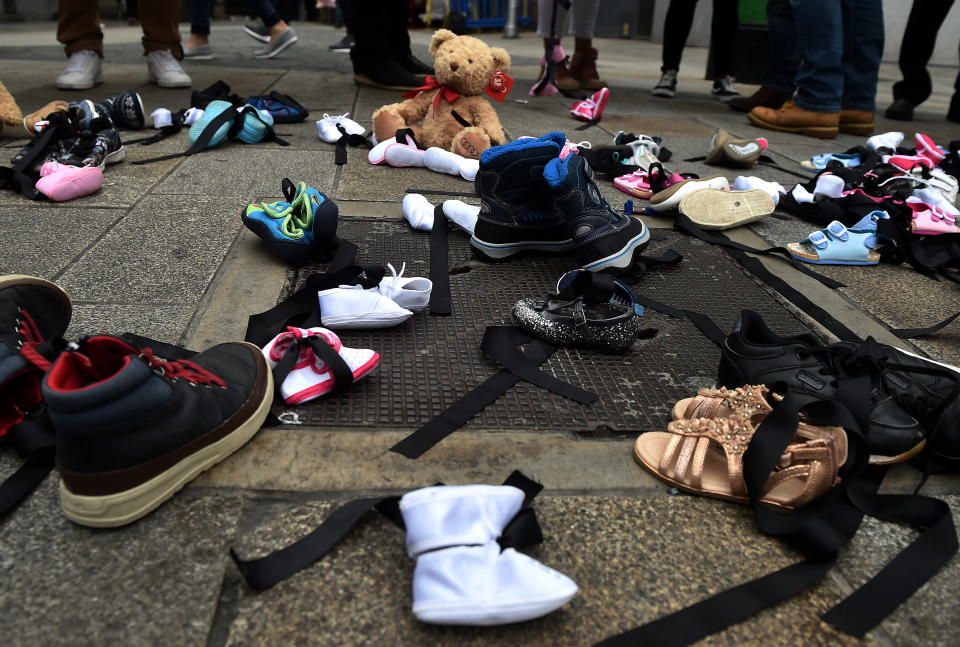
[1,20,959,647]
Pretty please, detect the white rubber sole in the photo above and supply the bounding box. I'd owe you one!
[414,592,577,626]
[470,236,576,260]
[581,223,651,272]
[320,312,413,329]
[59,357,274,528]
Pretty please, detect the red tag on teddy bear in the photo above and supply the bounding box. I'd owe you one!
[484,70,514,103]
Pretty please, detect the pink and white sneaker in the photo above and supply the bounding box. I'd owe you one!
[887,154,934,172]
[915,133,946,166]
[570,87,610,122]
[613,163,685,199]
[35,161,103,202]
[369,131,418,164]
[906,198,959,235]
[262,326,380,404]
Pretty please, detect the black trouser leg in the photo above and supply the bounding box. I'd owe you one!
[892,0,954,105]
[710,0,739,77]
[661,0,698,72]
[351,0,410,71]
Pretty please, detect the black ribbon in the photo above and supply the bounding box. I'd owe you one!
[0,418,56,520]
[230,470,545,590]
[270,332,354,396]
[429,204,451,315]
[391,326,596,458]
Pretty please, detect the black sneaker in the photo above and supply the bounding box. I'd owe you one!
[577,145,639,177]
[652,69,677,98]
[0,275,72,437]
[471,132,574,260]
[44,335,274,527]
[94,91,145,130]
[711,75,741,102]
[58,117,124,169]
[352,57,425,91]
[329,32,354,52]
[8,112,78,176]
[718,310,927,465]
[399,53,435,76]
[542,153,650,273]
[243,23,271,43]
[873,346,960,470]
[67,99,100,130]
[884,98,916,121]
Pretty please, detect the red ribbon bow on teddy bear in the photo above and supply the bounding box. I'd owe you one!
[402,76,460,112]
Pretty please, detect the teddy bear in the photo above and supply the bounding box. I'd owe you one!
[372,29,510,160]
[0,79,68,138]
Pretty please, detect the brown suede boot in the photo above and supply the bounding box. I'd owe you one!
[839,109,875,136]
[538,44,580,91]
[748,101,839,138]
[569,47,606,90]
[728,86,792,113]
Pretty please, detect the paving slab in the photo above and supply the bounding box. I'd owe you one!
[0,206,120,278]
[67,301,198,344]
[56,193,246,304]
[152,148,336,196]
[0,467,243,647]
[338,158,472,202]
[222,495,869,647]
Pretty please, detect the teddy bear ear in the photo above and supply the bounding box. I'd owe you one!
[429,29,457,56]
[489,47,511,73]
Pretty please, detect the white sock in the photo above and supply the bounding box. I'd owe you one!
[385,143,426,168]
[151,107,173,129]
[183,107,204,125]
[424,147,463,175]
[459,158,479,181]
[403,194,435,231]
[442,200,480,234]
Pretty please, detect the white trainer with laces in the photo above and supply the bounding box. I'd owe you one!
[375,263,432,312]
[711,75,741,102]
[56,50,102,90]
[147,50,192,88]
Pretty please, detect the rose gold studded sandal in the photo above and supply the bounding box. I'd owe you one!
[634,409,847,509]
[671,384,776,422]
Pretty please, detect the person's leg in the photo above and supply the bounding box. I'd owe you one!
[951,38,960,122]
[709,0,738,77]
[274,0,299,24]
[340,0,353,30]
[57,0,103,57]
[661,0,698,72]
[140,0,183,57]
[186,0,213,49]
[255,0,284,29]
[891,0,953,106]
[537,0,569,41]
[762,0,799,95]
[791,0,842,113]
[839,0,883,112]
[569,0,605,89]
[350,0,422,89]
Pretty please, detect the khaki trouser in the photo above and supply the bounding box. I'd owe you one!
[57,0,182,59]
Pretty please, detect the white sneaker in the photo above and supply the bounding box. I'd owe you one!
[866,131,904,153]
[402,193,435,231]
[915,187,960,216]
[912,167,959,204]
[375,262,432,312]
[733,176,786,206]
[317,285,413,329]
[261,326,380,404]
[316,112,365,143]
[147,50,192,88]
[56,50,102,90]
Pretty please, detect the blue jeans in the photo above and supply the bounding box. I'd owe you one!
[763,0,799,95]
[791,0,884,113]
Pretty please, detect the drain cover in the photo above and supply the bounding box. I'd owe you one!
[284,220,812,435]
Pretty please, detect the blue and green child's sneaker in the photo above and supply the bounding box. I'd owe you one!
[241,178,339,265]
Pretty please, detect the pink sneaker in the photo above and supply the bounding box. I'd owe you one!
[35,162,103,202]
[262,326,380,404]
[887,154,934,172]
[613,163,685,199]
[570,87,609,122]
[915,133,945,166]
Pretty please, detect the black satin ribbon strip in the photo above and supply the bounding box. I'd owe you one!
[429,204,451,315]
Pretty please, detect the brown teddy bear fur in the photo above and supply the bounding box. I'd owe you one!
[372,29,510,160]
[0,79,23,133]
